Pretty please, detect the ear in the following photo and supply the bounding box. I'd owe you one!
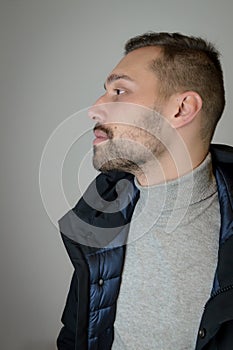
[171,91,202,129]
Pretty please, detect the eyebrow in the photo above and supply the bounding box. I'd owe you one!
[104,74,134,90]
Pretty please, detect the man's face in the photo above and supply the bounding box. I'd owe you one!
[89,46,173,174]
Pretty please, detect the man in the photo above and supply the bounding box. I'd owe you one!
[57,32,233,349]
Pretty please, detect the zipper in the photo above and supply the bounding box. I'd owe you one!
[205,284,233,308]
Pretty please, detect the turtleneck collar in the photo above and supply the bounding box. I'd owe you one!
[135,153,216,211]
[128,153,218,240]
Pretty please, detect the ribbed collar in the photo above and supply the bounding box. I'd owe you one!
[128,153,217,238]
[135,153,216,211]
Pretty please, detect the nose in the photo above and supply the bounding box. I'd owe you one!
[88,94,108,123]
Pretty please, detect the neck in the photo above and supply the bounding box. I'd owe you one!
[135,146,208,187]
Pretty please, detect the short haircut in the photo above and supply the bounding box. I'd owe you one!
[125,32,225,142]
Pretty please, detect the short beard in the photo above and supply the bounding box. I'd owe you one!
[92,106,166,174]
[96,156,140,174]
[92,137,154,175]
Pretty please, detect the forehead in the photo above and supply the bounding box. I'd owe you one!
[111,46,162,76]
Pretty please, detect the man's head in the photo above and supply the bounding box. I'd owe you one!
[124,32,225,143]
[89,32,225,183]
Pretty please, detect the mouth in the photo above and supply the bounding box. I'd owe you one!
[93,127,110,145]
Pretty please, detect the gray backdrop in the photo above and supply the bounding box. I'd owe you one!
[1,0,233,349]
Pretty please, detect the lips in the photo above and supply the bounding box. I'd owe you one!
[93,128,109,145]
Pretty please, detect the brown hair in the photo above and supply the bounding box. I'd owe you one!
[125,32,225,142]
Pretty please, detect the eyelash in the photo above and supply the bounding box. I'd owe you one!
[114,88,125,95]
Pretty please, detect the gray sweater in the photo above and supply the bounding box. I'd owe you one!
[112,154,220,350]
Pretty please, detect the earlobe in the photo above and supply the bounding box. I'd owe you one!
[173,92,202,128]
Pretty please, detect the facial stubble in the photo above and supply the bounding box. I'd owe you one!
[92,110,166,174]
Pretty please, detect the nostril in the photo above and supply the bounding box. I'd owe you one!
[87,107,97,120]
[88,105,106,122]
[88,111,100,121]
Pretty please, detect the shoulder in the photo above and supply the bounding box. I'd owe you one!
[210,144,233,164]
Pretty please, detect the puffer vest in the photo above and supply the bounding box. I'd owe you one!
[57,144,233,350]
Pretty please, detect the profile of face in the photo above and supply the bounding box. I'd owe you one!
[88,47,178,176]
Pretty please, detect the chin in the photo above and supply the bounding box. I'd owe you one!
[93,156,140,175]
[93,158,118,173]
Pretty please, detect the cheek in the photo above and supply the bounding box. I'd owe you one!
[117,127,153,145]
[110,113,158,142]
[113,125,139,140]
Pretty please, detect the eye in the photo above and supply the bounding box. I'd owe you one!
[114,88,125,95]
